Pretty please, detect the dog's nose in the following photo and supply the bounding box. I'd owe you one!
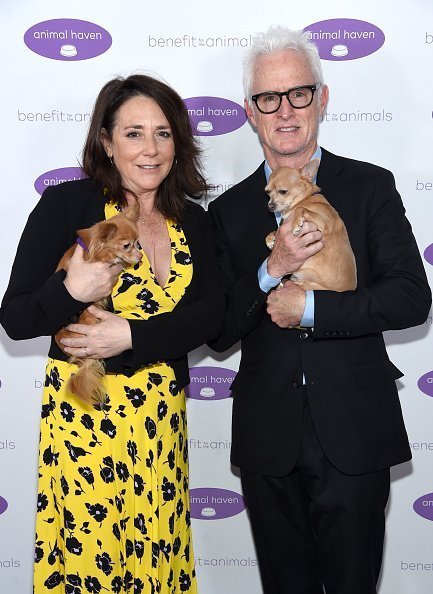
[268,202,276,212]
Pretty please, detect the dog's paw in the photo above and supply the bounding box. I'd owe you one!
[266,232,275,250]
[292,217,305,236]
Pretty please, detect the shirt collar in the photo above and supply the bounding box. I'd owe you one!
[264,145,322,183]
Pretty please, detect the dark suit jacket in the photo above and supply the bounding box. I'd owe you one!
[208,148,431,476]
[0,178,224,390]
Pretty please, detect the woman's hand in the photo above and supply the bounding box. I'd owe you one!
[60,306,133,359]
[63,245,124,303]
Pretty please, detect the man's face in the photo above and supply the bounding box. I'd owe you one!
[245,50,328,169]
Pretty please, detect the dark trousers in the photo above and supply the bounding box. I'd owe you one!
[240,396,390,594]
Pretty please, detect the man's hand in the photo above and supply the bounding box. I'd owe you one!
[266,281,306,328]
[267,213,323,278]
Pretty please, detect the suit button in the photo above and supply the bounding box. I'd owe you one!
[300,331,309,340]
[292,381,300,389]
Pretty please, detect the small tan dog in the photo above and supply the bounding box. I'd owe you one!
[55,207,142,404]
[265,159,356,291]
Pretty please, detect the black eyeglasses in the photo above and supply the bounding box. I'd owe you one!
[251,84,321,114]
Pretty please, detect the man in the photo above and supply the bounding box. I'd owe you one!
[208,26,431,594]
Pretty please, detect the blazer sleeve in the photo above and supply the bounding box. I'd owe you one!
[0,185,89,339]
[125,205,225,368]
[313,167,431,338]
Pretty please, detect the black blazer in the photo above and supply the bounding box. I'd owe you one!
[208,148,431,476]
[0,178,224,390]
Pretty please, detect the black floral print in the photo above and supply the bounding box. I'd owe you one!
[34,210,195,593]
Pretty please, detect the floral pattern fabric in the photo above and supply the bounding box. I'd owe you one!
[34,203,196,594]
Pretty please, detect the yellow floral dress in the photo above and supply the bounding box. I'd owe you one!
[34,202,197,594]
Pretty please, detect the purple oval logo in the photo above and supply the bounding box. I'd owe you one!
[184,97,247,136]
[24,19,112,61]
[186,366,235,400]
[413,493,433,521]
[0,496,8,515]
[418,371,433,397]
[34,167,87,195]
[424,243,433,266]
[190,488,245,520]
[304,19,385,61]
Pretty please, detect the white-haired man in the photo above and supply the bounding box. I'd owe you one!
[208,26,431,593]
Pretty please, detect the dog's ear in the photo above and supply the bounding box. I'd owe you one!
[97,222,118,242]
[301,159,320,182]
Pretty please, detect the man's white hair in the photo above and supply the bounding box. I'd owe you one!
[243,26,324,102]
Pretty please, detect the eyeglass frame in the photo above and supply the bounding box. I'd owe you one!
[251,83,322,114]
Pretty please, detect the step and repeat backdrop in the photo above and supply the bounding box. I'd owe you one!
[1,1,432,592]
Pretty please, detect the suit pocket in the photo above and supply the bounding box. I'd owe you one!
[354,359,403,389]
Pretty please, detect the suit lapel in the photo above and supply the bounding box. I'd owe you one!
[245,163,277,226]
[240,164,278,265]
[317,148,342,198]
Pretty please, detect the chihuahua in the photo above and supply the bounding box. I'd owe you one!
[55,207,142,404]
[265,159,356,291]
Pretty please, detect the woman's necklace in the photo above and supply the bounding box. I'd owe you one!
[137,210,169,286]
[138,210,165,225]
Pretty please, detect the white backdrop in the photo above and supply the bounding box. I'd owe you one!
[1,1,432,592]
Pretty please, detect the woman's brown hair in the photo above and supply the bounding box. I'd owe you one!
[82,74,208,220]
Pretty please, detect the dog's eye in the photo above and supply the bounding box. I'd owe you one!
[123,242,131,249]
[278,189,288,195]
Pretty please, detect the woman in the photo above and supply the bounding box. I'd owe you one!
[0,74,224,593]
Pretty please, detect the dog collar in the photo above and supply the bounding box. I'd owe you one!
[75,237,88,252]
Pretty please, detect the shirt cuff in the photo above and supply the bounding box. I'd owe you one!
[258,259,282,293]
[300,290,315,328]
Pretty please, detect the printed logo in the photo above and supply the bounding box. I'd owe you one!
[416,180,433,191]
[18,109,90,123]
[184,97,247,136]
[186,366,236,400]
[322,110,392,123]
[147,34,254,49]
[413,493,433,521]
[195,556,257,567]
[0,440,16,451]
[0,558,20,568]
[424,244,433,266]
[190,488,245,520]
[304,18,385,61]
[24,19,112,61]
[0,497,8,515]
[34,167,87,195]
[417,371,433,397]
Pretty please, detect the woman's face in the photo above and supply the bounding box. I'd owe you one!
[102,95,175,200]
